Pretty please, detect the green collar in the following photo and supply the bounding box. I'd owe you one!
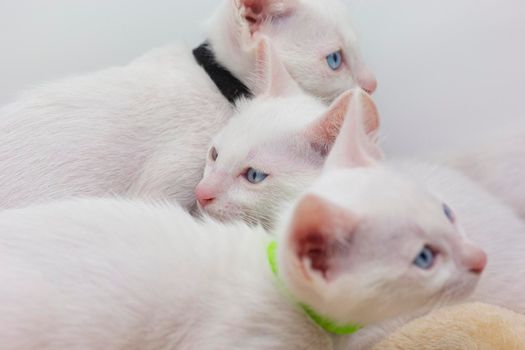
[266,241,362,336]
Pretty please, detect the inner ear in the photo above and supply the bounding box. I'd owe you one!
[323,89,383,170]
[303,91,354,156]
[243,0,264,22]
[297,231,330,277]
[308,142,331,158]
[289,194,359,280]
[239,0,296,34]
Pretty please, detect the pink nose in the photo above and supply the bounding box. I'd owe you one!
[463,246,487,275]
[195,185,215,208]
[355,65,378,94]
[197,196,214,207]
[469,251,487,274]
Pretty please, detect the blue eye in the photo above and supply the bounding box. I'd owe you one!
[245,168,269,184]
[443,204,455,223]
[413,246,436,270]
[326,50,343,70]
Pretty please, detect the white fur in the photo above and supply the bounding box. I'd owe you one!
[279,166,481,323]
[0,175,488,349]
[394,162,525,311]
[200,88,525,349]
[0,46,230,210]
[196,94,328,227]
[2,89,521,349]
[342,160,525,350]
[296,90,525,350]
[0,0,371,211]
[290,93,525,349]
[209,0,377,100]
[197,87,379,228]
[0,198,330,349]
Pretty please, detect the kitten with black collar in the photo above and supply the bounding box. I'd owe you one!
[0,0,375,210]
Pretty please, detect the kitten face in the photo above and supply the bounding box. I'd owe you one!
[277,89,486,326]
[196,41,380,228]
[196,96,326,228]
[279,168,486,326]
[211,0,377,100]
[261,0,377,99]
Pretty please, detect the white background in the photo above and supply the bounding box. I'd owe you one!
[1,0,524,156]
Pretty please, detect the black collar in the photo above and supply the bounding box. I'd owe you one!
[193,42,253,104]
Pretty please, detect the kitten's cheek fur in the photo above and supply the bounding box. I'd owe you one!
[201,197,247,223]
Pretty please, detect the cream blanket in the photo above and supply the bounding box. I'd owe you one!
[374,303,525,350]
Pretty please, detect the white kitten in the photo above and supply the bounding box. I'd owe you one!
[0,199,331,349]
[0,0,375,210]
[0,91,496,350]
[200,86,525,348]
[209,0,377,101]
[0,149,481,349]
[196,56,379,228]
[307,90,525,349]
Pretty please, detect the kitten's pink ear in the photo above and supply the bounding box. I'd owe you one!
[288,194,359,280]
[238,0,297,34]
[254,38,302,97]
[324,88,383,169]
[303,89,380,157]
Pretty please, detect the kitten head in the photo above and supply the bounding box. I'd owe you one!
[277,90,486,326]
[196,40,379,228]
[208,0,377,100]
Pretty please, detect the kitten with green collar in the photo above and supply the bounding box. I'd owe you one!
[0,92,492,349]
[199,89,525,349]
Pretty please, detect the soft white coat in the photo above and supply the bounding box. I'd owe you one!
[1,91,520,350]
[0,0,375,210]
[194,87,525,349]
